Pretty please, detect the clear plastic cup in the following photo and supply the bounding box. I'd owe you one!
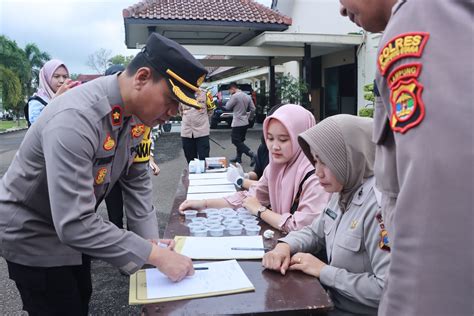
[207,215,223,222]
[219,208,235,217]
[236,207,250,215]
[187,222,204,232]
[226,224,244,236]
[223,219,239,227]
[208,225,225,237]
[183,210,198,220]
[244,224,261,236]
[238,214,255,221]
[191,217,207,225]
[191,227,208,237]
[206,219,222,227]
[202,208,219,217]
[242,219,259,226]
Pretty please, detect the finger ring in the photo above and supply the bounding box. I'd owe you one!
[297,257,301,263]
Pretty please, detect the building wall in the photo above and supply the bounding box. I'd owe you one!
[275,0,360,34]
[357,33,381,109]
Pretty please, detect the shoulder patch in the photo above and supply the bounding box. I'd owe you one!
[389,78,425,133]
[378,32,429,75]
[387,63,422,88]
[131,124,145,138]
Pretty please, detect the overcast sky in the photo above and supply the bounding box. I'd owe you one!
[1,0,273,74]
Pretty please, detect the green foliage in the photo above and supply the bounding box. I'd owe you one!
[278,73,308,105]
[108,54,134,67]
[358,107,374,118]
[70,73,79,80]
[363,83,374,103]
[24,43,50,96]
[0,65,23,110]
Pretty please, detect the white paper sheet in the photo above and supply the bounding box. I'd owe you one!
[189,178,233,186]
[189,172,228,180]
[145,260,253,299]
[178,236,265,259]
[187,184,236,194]
[186,192,235,200]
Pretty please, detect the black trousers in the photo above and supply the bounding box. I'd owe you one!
[7,256,92,316]
[231,125,251,158]
[104,182,124,228]
[182,135,210,163]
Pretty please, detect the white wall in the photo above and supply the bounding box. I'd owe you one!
[282,61,300,79]
[276,0,361,35]
[357,33,381,110]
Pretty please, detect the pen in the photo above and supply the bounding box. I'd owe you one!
[231,247,268,251]
[193,267,209,270]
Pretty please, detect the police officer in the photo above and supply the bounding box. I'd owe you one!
[0,33,208,315]
[339,1,473,315]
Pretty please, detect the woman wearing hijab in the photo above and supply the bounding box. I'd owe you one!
[179,104,331,232]
[262,114,390,315]
[28,59,79,125]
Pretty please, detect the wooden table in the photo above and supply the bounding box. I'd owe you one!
[142,170,333,315]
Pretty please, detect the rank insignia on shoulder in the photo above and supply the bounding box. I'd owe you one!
[103,134,115,151]
[95,167,107,185]
[378,32,429,75]
[389,78,425,133]
[131,124,145,138]
[111,106,122,126]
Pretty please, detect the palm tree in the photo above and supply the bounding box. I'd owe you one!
[24,43,50,96]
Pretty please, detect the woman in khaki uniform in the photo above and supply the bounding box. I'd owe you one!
[263,115,390,315]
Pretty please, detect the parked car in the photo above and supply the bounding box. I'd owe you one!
[210,83,257,129]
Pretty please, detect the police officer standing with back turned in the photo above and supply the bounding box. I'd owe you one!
[339,1,473,315]
[0,33,208,316]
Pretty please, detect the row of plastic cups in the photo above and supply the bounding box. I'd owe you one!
[188,215,258,227]
[188,223,261,237]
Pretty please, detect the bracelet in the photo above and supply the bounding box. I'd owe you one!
[256,206,267,219]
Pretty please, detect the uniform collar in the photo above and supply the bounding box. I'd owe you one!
[105,74,126,131]
[351,176,376,206]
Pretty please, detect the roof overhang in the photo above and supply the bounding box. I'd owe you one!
[124,19,288,49]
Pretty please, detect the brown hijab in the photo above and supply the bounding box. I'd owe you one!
[298,114,375,211]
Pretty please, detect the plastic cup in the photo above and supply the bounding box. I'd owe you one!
[183,210,198,220]
[206,219,222,227]
[238,214,255,221]
[219,208,235,217]
[236,207,250,215]
[226,224,244,236]
[223,219,239,227]
[187,222,204,232]
[244,224,261,236]
[202,208,220,216]
[242,219,259,226]
[191,217,207,224]
[207,215,223,222]
[208,225,225,237]
[191,227,208,237]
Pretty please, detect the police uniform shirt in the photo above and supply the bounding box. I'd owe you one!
[0,75,158,274]
[374,1,473,315]
[280,177,390,315]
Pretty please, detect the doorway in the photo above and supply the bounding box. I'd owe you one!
[323,64,357,119]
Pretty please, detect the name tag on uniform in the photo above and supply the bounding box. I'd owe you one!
[325,208,337,220]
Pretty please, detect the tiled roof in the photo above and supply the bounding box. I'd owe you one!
[123,0,292,25]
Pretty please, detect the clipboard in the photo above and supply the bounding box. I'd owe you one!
[129,260,255,305]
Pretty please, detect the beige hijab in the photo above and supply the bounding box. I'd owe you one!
[298,114,375,211]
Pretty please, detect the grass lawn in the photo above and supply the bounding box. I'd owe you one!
[0,120,27,132]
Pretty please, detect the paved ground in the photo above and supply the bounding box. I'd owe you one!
[0,124,262,315]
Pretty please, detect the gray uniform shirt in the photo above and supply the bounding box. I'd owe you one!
[374,1,473,315]
[224,90,256,127]
[0,75,158,274]
[281,177,390,315]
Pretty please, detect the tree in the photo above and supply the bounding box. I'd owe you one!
[278,73,308,105]
[108,54,134,67]
[86,48,112,74]
[0,35,31,121]
[24,43,51,96]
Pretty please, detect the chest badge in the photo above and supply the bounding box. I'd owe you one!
[350,220,358,229]
[131,124,145,138]
[376,212,390,252]
[325,208,337,220]
[103,134,115,151]
[111,106,122,126]
[95,167,107,185]
[390,78,425,133]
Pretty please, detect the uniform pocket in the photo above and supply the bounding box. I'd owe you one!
[323,219,335,235]
[373,96,390,145]
[337,233,362,252]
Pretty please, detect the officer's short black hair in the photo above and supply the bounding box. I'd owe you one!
[229,82,238,89]
[126,53,163,82]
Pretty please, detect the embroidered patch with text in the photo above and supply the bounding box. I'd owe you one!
[389,78,425,133]
[378,32,429,75]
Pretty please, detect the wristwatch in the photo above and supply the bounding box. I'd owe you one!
[235,177,244,188]
[257,206,267,219]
